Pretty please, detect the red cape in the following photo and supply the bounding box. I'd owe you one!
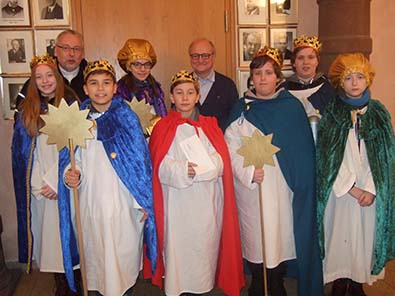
[144,110,245,295]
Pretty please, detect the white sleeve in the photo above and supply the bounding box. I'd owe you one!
[159,155,193,189]
[332,161,356,198]
[224,123,257,190]
[31,148,44,200]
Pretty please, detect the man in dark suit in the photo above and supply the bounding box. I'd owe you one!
[1,0,23,18]
[189,38,239,131]
[46,39,56,56]
[41,0,63,19]
[8,39,25,63]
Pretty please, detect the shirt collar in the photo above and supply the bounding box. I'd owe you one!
[196,70,215,83]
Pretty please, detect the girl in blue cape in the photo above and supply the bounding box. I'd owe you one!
[225,46,323,296]
[317,53,395,296]
[12,54,81,295]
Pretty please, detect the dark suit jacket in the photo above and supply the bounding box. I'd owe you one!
[41,3,63,19]
[46,45,55,57]
[197,71,239,131]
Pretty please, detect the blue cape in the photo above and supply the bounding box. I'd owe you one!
[227,90,323,295]
[57,97,157,290]
[12,118,36,269]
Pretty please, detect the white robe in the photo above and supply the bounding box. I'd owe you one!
[30,133,64,272]
[225,117,296,268]
[323,112,385,284]
[159,123,224,296]
[74,128,145,296]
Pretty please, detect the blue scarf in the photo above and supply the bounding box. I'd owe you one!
[339,89,370,108]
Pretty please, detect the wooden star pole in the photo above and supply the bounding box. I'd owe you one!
[237,129,281,296]
[40,99,94,296]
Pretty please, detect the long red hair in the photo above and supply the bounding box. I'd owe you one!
[20,65,77,137]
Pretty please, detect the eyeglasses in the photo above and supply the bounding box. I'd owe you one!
[130,61,153,69]
[190,53,213,60]
[56,44,83,53]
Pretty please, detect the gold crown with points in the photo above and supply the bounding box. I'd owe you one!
[83,59,116,80]
[293,35,322,53]
[30,54,57,70]
[253,46,284,68]
[171,70,197,84]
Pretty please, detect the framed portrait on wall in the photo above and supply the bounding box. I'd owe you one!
[1,76,28,119]
[35,29,63,56]
[239,27,267,67]
[33,0,70,26]
[237,70,251,97]
[0,0,30,26]
[0,30,34,74]
[237,0,267,25]
[269,0,298,24]
[270,27,297,66]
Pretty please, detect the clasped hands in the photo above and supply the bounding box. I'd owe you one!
[348,185,375,207]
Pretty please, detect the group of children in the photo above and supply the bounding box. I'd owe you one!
[12,35,395,296]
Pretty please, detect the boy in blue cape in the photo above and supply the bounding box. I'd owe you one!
[59,59,157,295]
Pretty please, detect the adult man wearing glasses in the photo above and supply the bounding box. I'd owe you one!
[15,29,88,118]
[189,38,239,131]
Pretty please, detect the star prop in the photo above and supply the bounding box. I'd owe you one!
[237,130,280,168]
[40,99,94,151]
[126,98,154,133]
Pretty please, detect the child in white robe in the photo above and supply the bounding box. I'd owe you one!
[147,70,244,296]
[64,59,156,296]
[317,53,395,296]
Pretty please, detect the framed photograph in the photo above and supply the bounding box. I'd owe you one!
[239,27,267,67]
[237,70,251,97]
[33,0,70,26]
[270,27,297,66]
[35,29,63,56]
[270,0,298,24]
[1,76,28,119]
[0,0,30,26]
[0,30,34,74]
[237,0,267,25]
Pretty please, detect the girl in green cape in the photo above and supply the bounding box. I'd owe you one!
[317,53,395,296]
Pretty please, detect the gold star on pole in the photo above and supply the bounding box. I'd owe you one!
[126,98,154,133]
[39,98,93,296]
[237,130,280,168]
[40,99,94,151]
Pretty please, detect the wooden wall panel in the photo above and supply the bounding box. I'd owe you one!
[79,0,233,101]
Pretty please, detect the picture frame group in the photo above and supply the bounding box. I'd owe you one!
[237,0,298,26]
[0,0,70,27]
[236,0,298,68]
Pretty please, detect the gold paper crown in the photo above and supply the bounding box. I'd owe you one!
[83,59,116,80]
[253,46,284,68]
[293,35,322,53]
[328,53,375,89]
[171,70,197,84]
[30,54,57,70]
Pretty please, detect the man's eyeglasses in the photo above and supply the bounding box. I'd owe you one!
[56,44,83,53]
[130,61,153,69]
[190,53,213,60]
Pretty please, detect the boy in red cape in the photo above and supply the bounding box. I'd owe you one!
[144,70,244,295]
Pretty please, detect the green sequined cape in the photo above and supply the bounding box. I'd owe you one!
[316,96,395,274]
